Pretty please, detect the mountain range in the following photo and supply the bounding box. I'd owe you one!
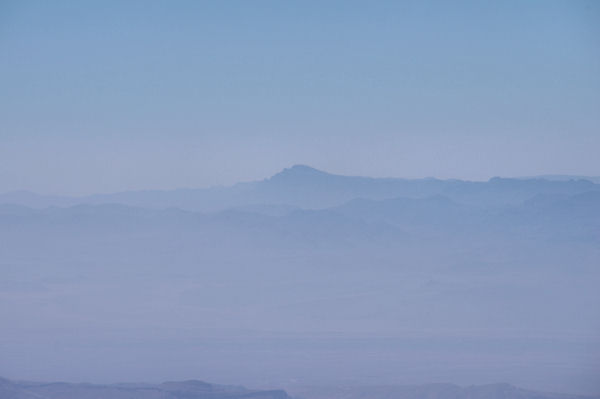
[0,377,289,399]
[2,165,599,211]
[1,166,599,394]
[2,377,599,399]
[289,383,600,399]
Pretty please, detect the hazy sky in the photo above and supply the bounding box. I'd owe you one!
[1,0,599,195]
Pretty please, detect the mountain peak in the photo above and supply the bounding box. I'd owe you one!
[269,165,329,180]
[288,164,325,173]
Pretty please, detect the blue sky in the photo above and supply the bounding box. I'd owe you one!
[1,0,599,194]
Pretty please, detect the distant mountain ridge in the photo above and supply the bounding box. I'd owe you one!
[289,383,600,399]
[2,167,600,394]
[2,188,598,241]
[521,175,600,184]
[1,165,599,211]
[0,377,290,399]
[2,377,597,399]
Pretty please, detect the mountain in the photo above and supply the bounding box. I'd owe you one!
[0,377,290,399]
[331,190,600,240]
[2,378,597,399]
[0,377,40,399]
[523,175,600,184]
[2,171,600,394]
[333,195,477,229]
[1,165,599,211]
[289,383,600,399]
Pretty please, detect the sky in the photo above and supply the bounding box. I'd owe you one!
[1,0,599,195]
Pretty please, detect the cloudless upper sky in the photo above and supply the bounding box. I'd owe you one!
[1,0,599,195]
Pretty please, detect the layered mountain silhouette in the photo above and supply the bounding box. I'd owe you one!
[0,377,289,399]
[2,377,597,399]
[290,383,600,399]
[1,184,598,243]
[1,165,599,211]
[1,166,599,394]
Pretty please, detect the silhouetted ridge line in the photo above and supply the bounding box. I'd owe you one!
[0,377,291,399]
